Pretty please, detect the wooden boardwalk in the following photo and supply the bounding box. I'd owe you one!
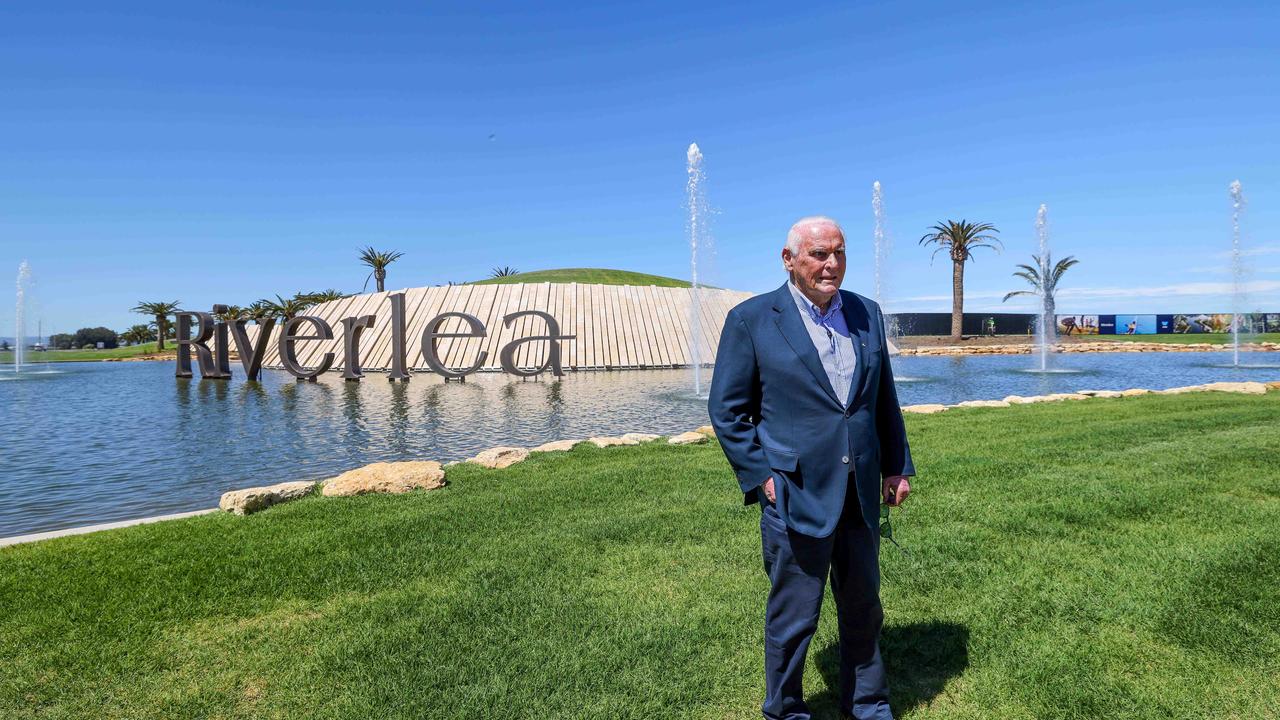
[246,283,753,373]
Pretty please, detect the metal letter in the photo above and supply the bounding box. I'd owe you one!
[228,317,276,382]
[499,310,575,377]
[212,305,232,379]
[341,315,376,381]
[421,312,487,379]
[388,293,411,382]
[279,316,335,381]
[174,311,227,379]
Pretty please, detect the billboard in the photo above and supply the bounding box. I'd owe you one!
[1056,315,1099,335]
[1114,314,1158,335]
[1242,313,1271,333]
[1173,313,1235,333]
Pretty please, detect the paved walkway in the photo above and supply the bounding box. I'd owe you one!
[0,509,218,548]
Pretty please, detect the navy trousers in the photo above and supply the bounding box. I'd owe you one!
[758,483,890,720]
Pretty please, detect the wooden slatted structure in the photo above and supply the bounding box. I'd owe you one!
[244,283,753,373]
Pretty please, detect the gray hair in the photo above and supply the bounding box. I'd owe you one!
[785,216,844,255]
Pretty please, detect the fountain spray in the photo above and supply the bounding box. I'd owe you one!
[872,181,901,346]
[873,181,886,306]
[1229,180,1245,367]
[1034,205,1054,372]
[686,143,709,395]
[15,261,30,373]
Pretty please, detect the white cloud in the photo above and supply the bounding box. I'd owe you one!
[1213,243,1280,259]
[1179,265,1280,276]
[1054,280,1280,300]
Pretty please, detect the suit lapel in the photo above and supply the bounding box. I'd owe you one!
[771,284,841,406]
[839,291,871,407]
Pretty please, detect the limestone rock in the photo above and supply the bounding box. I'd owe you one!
[620,433,660,443]
[668,431,708,445]
[956,399,1011,408]
[1120,388,1151,397]
[1157,385,1202,395]
[1083,390,1124,398]
[1200,381,1267,395]
[1045,393,1090,401]
[1004,395,1050,404]
[1267,381,1280,391]
[695,425,716,436]
[321,461,446,497]
[220,481,316,515]
[902,404,947,414]
[468,446,530,469]
[532,439,579,453]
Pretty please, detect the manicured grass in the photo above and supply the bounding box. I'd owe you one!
[470,268,693,287]
[3,393,1279,719]
[0,342,168,364]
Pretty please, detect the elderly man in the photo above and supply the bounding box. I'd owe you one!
[708,216,914,720]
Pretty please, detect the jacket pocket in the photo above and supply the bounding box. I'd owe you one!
[763,445,798,472]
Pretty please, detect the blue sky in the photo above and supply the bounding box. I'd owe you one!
[2,1,1278,336]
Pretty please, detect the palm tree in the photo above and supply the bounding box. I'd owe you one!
[490,266,520,278]
[132,300,181,351]
[1003,253,1079,336]
[121,324,156,346]
[359,247,405,292]
[295,289,347,307]
[246,300,273,322]
[214,305,246,323]
[255,294,312,323]
[919,221,1002,339]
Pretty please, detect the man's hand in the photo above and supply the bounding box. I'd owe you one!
[762,476,776,504]
[882,475,911,507]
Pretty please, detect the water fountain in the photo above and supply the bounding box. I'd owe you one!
[686,142,711,395]
[1034,204,1055,371]
[1229,180,1245,367]
[14,261,30,374]
[871,181,901,350]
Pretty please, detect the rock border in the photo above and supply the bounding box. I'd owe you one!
[903,380,1275,415]
[899,341,1280,357]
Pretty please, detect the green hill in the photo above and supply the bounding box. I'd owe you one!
[470,268,692,288]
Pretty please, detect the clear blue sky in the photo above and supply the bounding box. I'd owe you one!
[2,1,1277,337]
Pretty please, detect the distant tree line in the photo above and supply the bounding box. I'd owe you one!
[48,327,120,350]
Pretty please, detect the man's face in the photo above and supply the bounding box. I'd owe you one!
[783,223,846,302]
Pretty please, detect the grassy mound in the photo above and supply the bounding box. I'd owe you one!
[3,392,1279,718]
[470,268,692,287]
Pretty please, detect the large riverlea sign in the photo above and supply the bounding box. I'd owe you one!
[175,282,752,381]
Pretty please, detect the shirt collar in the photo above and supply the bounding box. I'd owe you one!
[787,281,842,323]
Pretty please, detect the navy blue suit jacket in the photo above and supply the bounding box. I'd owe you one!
[707,283,915,536]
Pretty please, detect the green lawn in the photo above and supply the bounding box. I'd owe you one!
[470,267,694,287]
[0,341,167,364]
[3,393,1279,719]
[1089,332,1280,344]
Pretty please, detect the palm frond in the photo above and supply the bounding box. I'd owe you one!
[358,246,405,270]
[1051,256,1080,283]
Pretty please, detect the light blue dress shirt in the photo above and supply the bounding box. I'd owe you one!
[787,282,857,406]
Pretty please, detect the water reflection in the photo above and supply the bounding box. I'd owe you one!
[0,352,1277,537]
